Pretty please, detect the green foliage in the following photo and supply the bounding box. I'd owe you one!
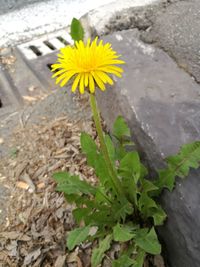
[10,147,18,158]
[53,172,96,195]
[53,114,200,266]
[155,141,200,192]
[112,255,135,267]
[113,223,135,242]
[67,226,90,250]
[113,115,131,141]
[91,235,112,267]
[132,249,146,267]
[134,228,161,255]
[70,18,84,42]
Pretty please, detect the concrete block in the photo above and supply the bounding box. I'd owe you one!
[97,29,200,267]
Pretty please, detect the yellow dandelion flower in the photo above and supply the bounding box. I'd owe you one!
[51,37,125,94]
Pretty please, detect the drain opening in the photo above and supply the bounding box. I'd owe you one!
[43,41,56,50]
[47,64,62,77]
[0,98,3,108]
[47,63,54,71]
[29,45,42,56]
[57,36,69,46]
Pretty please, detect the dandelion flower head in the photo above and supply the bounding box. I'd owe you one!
[51,37,125,94]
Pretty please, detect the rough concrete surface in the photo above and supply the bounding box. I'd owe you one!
[0,0,45,15]
[81,0,167,36]
[141,0,200,83]
[1,0,166,47]
[97,29,200,267]
[0,0,115,47]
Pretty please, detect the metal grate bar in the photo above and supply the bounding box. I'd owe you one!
[48,38,65,50]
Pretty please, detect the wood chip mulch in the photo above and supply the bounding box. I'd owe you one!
[0,116,96,267]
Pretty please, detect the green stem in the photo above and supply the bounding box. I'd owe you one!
[89,93,124,198]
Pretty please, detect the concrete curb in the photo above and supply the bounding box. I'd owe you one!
[80,0,166,37]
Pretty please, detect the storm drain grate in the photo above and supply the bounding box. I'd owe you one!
[15,29,74,91]
[18,29,73,60]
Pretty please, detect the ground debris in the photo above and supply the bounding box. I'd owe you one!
[0,115,95,266]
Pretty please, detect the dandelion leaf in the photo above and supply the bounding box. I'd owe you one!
[67,226,90,250]
[70,18,84,42]
[134,227,161,255]
[112,255,134,267]
[91,234,112,267]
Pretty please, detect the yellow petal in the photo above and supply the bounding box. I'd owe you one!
[51,36,125,94]
[51,63,61,71]
[98,67,122,77]
[108,65,124,73]
[101,59,125,65]
[95,71,113,85]
[84,73,89,87]
[79,74,85,94]
[60,71,77,87]
[89,74,95,93]
[92,71,106,91]
[72,74,81,92]
[52,68,67,78]
[56,70,76,85]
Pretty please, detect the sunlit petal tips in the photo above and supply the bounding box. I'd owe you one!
[51,37,125,94]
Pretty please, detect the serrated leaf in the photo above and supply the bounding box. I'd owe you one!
[95,188,112,204]
[134,228,161,255]
[94,153,114,190]
[141,179,158,193]
[73,208,91,223]
[53,172,96,195]
[156,141,200,192]
[133,249,146,267]
[81,133,114,193]
[112,255,134,267]
[91,234,112,267]
[151,205,167,226]
[113,116,131,140]
[81,132,98,168]
[155,169,175,192]
[167,141,200,177]
[119,152,141,180]
[53,172,71,183]
[113,223,135,242]
[64,193,90,206]
[119,152,141,204]
[67,226,90,250]
[105,134,115,162]
[113,199,133,221]
[140,164,148,178]
[87,207,114,226]
[138,192,157,216]
[70,18,84,42]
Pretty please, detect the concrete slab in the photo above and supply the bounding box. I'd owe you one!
[0,0,114,47]
[0,0,165,47]
[0,0,46,15]
[97,29,200,267]
[80,0,166,36]
[141,0,200,83]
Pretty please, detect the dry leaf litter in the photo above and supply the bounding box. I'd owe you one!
[0,114,97,267]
